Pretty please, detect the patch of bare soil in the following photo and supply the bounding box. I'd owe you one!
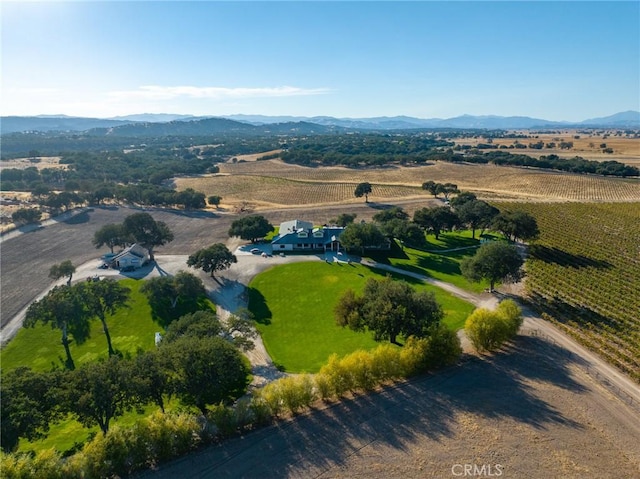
[136,335,640,479]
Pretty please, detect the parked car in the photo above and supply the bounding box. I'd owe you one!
[250,248,262,255]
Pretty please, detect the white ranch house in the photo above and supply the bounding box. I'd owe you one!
[271,220,344,252]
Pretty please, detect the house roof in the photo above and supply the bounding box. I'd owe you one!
[271,226,344,246]
[111,243,148,261]
[278,219,313,235]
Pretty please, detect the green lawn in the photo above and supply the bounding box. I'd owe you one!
[2,279,216,372]
[367,230,496,293]
[2,278,216,453]
[249,261,474,373]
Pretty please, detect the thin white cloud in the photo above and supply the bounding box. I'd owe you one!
[108,85,331,101]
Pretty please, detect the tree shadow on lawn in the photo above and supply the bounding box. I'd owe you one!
[148,336,588,478]
[247,287,272,325]
[415,253,462,276]
[365,240,409,265]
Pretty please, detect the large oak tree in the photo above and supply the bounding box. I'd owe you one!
[187,243,237,277]
[335,277,444,344]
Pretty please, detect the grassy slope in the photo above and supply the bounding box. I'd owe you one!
[2,279,172,371]
[249,261,474,373]
[366,230,495,293]
[1,279,216,453]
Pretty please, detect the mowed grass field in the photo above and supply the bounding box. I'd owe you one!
[2,278,216,453]
[248,261,474,373]
[175,159,640,209]
[1,279,214,372]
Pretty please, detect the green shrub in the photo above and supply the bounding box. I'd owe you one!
[399,337,428,376]
[464,301,522,353]
[496,299,523,336]
[281,375,317,414]
[259,381,285,417]
[249,392,273,425]
[318,353,353,397]
[208,403,238,437]
[340,350,377,391]
[423,325,463,368]
[314,373,334,401]
[1,448,76,479]
[370,343,403,381]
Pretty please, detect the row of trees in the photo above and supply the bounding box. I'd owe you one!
[277,133,637,176]
[2,310,252,452]
[25,279,130,369]
[338,194,538,254]
[2,326,460,474]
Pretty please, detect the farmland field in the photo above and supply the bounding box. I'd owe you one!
[175,159,640,209]
[454,132,640,165]
[496,202,640,382]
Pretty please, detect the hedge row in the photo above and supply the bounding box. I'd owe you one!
[1,326,461,479]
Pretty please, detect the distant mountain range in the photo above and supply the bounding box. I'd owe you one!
[1,111,638,135]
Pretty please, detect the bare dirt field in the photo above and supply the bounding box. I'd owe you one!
[136,336,640,479]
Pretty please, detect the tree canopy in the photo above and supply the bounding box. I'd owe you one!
[122,213,174,260]
[228,215,274,243]
[24,285,89,370]
[335,277,444,344]
[460,241,524,290]
[492,211,540,242]
[413,206,459,239]
[330,213,357,227]
[92,223,131,254]
[49,260,76,286]
[456,200,499,238]
[1,367,61,452]
[187,243,237,277]
[161,336,250,414]
[80,279,131,356]
[140,272,207,326]
[338,222,388,254]
[62,356,140,435]
[354,182,372,202]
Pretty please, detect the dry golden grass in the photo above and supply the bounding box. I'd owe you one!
[175,159,640,208]
[233,149,282,162]
[0,157,66,171]
[454,132,640,165]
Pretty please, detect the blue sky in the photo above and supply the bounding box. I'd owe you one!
[2,1,639,121]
